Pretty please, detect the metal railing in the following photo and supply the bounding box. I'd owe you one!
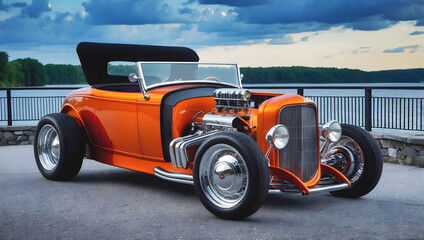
[244,84,424,131]
[1,85,424,131]
[0,87,79,126]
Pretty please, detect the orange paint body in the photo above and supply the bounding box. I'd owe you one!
[61,84,349,191]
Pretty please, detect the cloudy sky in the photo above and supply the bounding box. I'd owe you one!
[0,0,423,70]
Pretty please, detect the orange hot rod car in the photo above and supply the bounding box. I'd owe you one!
[34,42,383,220]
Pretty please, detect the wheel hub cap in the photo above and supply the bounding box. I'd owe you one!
[199,144,248,209]
[212,155,244,193]
[37,124,60,171]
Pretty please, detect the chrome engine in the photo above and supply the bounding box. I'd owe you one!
[169,113,251,169]
[213,88,252,113]
[169,88,254,169]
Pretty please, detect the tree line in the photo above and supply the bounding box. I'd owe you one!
[1,51,423,87]
[0,51,86,87]
[241,66,424,84]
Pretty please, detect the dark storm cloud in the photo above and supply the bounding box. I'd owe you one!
[10,2,28,8]
[416,19,424,26]
[82,0,194,25]
[346,19,396,31]
[234,0,424,30]
[0,0,27,10]
[80,0,423,31]
[21,0,51,18]
[0,11,89,44]
[75,0,424,36]
[0,0,423,47]
[0,0,6,10]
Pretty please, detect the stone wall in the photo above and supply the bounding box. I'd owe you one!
[1,125,424,167]
[370,132,424,168]
[0,126,36,146]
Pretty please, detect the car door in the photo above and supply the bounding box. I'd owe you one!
[91,88,143,155]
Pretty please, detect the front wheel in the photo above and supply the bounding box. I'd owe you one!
[323,124,383,198]
[193,132,269,220]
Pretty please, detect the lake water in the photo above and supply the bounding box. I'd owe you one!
[1,83,423,97]
[1,83,423,133]
[246,82,424,97]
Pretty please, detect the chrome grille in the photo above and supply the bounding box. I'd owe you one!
[278,104,318,182]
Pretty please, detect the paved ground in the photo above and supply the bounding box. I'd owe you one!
[1,145,423,239]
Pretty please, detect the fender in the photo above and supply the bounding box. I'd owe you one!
[61,104,94,158]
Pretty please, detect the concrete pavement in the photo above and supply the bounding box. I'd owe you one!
[1,145,424,239]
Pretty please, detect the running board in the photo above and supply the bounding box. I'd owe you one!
[154,167,194,185]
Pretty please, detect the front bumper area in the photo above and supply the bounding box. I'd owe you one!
[270,163,351,195]
[154,163,351,196]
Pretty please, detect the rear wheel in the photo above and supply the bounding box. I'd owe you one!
[323,124,383,198]
[193,132,269,220]
[34,113,84,181]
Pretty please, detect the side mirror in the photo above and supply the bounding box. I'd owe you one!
[128,73,138,83]
[240,73,244,82]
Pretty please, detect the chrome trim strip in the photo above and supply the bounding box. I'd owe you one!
[306,183,349,195]
[135,61,242,90]
[153,167,193,185]
[237,64,243,89]
[147,80,239,90]
[138,61,238,65]
[135,62,149,100]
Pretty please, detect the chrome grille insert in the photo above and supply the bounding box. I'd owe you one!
[278,104,319,182]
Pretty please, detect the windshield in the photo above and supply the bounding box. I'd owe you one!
[136,62,241,89]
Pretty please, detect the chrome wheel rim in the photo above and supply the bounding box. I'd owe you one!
[325,136,364,185]
[199,144,248,209]
[37,124,60,171]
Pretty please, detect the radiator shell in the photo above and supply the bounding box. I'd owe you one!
[278,104,319,182]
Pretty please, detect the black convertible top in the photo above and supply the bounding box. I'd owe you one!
[76,42,200,85]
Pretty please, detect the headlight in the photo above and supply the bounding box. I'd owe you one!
[321,120,342,142]
[266,124,289,150]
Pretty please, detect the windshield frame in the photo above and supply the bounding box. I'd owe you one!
[134,61,243,91]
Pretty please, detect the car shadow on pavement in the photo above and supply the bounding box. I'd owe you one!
[68,161,365,215]
[263,189,366,212]
[72,167,196,196]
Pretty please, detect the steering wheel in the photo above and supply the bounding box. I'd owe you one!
[204,76,220,82]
